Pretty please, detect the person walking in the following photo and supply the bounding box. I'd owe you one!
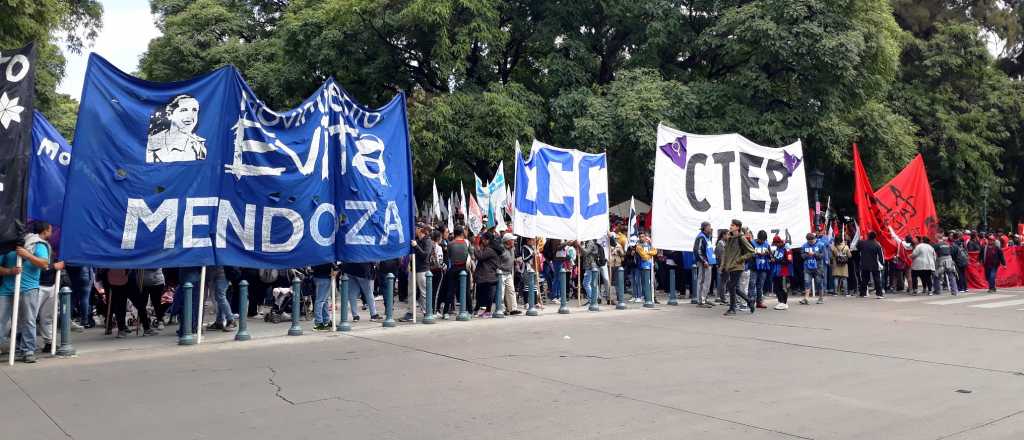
[721,220,755,316]
[311,263,334,331]
[950,233,970,293]
[856,232,885,298]
[581,239,601,307]
[402,225,433,322]
[500,234,521,315]
[980,237,1006,292]
[692,222,716,308]
[473,233,500,317]
[911,237,937,295]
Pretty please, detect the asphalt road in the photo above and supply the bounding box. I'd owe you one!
[3,289,1024,440]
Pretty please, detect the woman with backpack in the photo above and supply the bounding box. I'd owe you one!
[830,238,851,296]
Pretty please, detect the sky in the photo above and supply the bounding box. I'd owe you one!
[58,0,161,100]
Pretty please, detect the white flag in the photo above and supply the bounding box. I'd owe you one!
[432,179,442,221]
[447,196,455,233]
[627,196,639,247]
[460,181,468,225]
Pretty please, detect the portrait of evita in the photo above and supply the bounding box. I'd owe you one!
[145,94,206,163]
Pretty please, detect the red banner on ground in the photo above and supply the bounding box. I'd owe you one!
[965,247,1024,289]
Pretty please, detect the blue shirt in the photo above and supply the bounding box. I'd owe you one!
[802,241,823,271]
[0,244,49,295]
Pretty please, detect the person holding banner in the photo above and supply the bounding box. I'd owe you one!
[721,220,755,316]
[1,222,58,362]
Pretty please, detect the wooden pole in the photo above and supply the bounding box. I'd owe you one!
[577,247,582,307]
[411,254,417,323]
[330,269,337,329]
[8,257,23,366]
[196,266,207,344]
[50,269,61,355]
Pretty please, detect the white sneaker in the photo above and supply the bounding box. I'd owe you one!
[774,303,787,310]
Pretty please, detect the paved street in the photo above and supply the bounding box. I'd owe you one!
[3,289,1024,440]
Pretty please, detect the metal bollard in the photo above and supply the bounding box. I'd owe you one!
[56,287,76,356]
[558,268,570,314]
[643,268,655,308]
[668,269,678,306]
[288,279,303,336]
[526,272,538,316]
[179,282,195,345]
[423,272,436,324]
[589,268,600,312]
[383,273,397,327]
[690,267,699,304]
[492,270,506,318]
[616,267,627,310]
[457,270,470,321]
[235,281,251,341]
[338,275,352,331]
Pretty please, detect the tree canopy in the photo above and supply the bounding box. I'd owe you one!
[10,0,1024,230]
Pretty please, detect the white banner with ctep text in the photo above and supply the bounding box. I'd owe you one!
[652,124,811,251]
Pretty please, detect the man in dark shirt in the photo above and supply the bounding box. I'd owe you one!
[856,231,885,298]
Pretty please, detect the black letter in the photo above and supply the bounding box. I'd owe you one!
[765,159,789,214]
[712,152,736,210]
[686,153,710,212]
[740,153,766,212]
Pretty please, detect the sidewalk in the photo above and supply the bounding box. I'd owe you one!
[24,289,679,363]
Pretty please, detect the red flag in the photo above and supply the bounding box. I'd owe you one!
[852,144,897,257]
[873,154,938,241]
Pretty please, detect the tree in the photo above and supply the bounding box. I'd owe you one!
[0,0,103,138]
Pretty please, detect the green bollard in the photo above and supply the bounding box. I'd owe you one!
[526,272,538,316]
[589,268,600,312]
[457,270,470,321]
[558,268,570,314]
[492,270,506,318]
[423,272,436,324]
[179,282,195,346]
[616,267,627,310]
[288,278,303,336]
[668,269,679,306]
[56,287,76,356]
[235,281,252,341]
[643,267,655,308]
[383,273,397,327]
[338,274,352,331]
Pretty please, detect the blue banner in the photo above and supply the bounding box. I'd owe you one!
[29,111,72,225]
[60,54,413,268]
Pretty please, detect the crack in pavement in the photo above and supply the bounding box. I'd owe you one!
[343,333,813,439]
[934,408,1024,439]
[264,365,380,411]
[2,368,73,439]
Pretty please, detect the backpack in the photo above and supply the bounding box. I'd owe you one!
[594,246,608,267]
[259,268,279,283]
[953,245,969,267]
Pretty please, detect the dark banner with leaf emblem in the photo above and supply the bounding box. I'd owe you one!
[0,42,36,251]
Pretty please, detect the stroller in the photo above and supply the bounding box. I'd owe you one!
[263,269,315,323]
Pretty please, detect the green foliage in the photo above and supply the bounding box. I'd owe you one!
[0,0,103,139]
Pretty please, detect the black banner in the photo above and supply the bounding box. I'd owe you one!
[0,43,36,251]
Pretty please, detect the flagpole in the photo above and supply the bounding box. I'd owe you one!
[196,266,207,344]
[50,269,61,355]
[330,269,337,330]
[8,257,22,366]
[411,254,417,324]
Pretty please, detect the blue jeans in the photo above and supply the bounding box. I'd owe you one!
[314,277,331,324]
[631,267,642,298]
[212,268,232,324]
[549,261,564,300]
[583,265,598,303]
[348,276,376,317]
[67,266,94,325]
[753,271,769,303]
[804,269,823,296]
[16,289,41,355]
[0,295,12,349]
[986,267,998,290]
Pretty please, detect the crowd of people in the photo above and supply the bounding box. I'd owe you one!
[0,216,1015,364]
